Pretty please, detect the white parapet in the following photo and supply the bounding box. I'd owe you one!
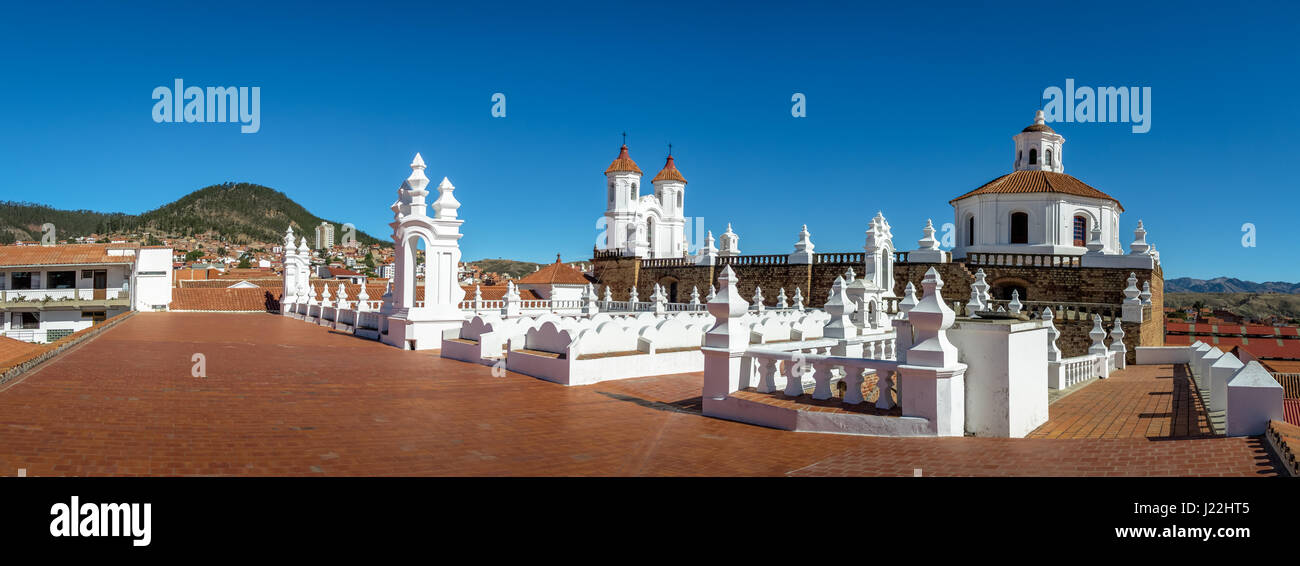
[1135,346,1192,365]
[1225,361,1284,437]
[1195,346,1224,381]
[1209,352,1244,413]
[948,318,1049,438]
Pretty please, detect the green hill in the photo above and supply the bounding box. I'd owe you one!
[0,183,387,246]
[468,258,542,279]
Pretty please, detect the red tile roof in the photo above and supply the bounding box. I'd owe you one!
[178,279,282,289]
[0,244,134,267]
[604,145,642,175]
[1236,341,1300,360]
[306,282,389,301]
[516,256,592,285]
[170,288,280,312]
[463,285,543,300]
[1286,399,1300,427]
[0,336,46,371]
[652,155,687,184]
[950,170,1123,211]
[326,267,363,277]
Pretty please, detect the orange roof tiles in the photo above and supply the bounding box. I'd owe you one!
[170,288,279,312]
[604,145,642,175]
[463,285,543,300]
[950,170,1124,211]
[516,256,592,285]
[1235,341,1300,360]
[1286,400,1300,427]
[0,244,134,268]
[0,336,46,371]
[178,279,282,289]
[652,155,687,184]
[305,282,388,301]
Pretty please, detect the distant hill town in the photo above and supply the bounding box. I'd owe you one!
[0,183,387,247]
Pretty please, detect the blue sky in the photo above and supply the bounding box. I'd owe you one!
[0,1,1296,281]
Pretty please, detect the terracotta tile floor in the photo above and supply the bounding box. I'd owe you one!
[1027,363,1213,439]
[0,313,1280,476]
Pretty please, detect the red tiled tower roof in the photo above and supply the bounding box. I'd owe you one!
[605,145,642,175]
[652,155,688,184]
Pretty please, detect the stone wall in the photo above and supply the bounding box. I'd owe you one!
[640,265,715,304]
[591,255,640,301]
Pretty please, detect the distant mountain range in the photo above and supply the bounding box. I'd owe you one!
[0,183,386,247]
[1165,277,1300,294]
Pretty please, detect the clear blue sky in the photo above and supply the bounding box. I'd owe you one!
[1,1,1296,281]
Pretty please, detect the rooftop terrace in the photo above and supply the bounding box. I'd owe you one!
[0,313,1283,476]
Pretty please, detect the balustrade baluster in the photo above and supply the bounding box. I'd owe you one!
[843,368,866,404]
[875,370,897,410]
[811,363,834,400]
[756,358,777,393]
[783,359,804,397]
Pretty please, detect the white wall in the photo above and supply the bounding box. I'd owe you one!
[953,193,1122,257]
[134,248,174,311]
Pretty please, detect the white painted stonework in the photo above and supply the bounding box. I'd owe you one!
[1225,361,1284,437]
[948,319,1049,438]
[382,154,466,350]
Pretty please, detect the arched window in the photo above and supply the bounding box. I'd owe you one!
[677,192,682,209]
[1028,148,1038,165]
[1072,215,1088,247]
[967,216,975,246]
[608,182,615,205]
[630,182,637,201]
[1017,150,1022,167]
[1046,148,1054,167]
[1010,212,1029,244]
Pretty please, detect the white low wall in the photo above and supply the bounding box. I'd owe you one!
[702,396,935,436]
[1135,346,1192,365]
[508,346,704,386]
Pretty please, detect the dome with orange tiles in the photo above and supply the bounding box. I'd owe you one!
[652,155,687,184]
[604,145,642,175]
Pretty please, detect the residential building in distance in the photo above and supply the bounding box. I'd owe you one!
[0,243,173,343]
[315,222,335,250]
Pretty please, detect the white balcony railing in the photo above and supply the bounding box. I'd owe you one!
[1,288,127,303]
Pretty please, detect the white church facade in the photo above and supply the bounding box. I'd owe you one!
[598,145,690,258]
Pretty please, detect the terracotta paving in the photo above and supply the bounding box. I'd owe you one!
[1027,364,1213,439]
[0,313,1281,476]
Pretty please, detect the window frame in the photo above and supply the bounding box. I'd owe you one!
[1010,212,1029,244]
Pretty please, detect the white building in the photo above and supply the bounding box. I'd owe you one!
[315,222,335,250]
[599,144,689,258]
[951,110,1126,258]
[0,243,174,343]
